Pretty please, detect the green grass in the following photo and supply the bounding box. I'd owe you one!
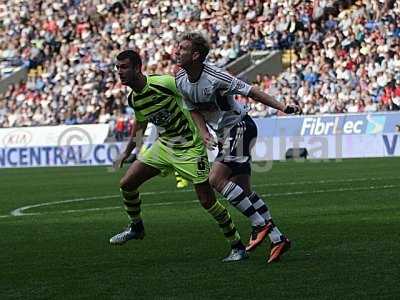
[1,157,399,299]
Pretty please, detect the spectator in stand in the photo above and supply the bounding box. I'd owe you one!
[114,110,126,142]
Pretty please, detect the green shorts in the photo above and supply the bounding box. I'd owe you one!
[138,140,210,184]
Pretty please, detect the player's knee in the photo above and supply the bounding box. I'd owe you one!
[119,177,128,190]
[208,173,225,193]
[197,192,213,209]
[194,181,215,209]
[119,176,136,191]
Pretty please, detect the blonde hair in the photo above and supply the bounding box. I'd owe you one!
[180,32,210,62]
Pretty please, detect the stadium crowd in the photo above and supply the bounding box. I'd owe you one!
[0,0,399,139]
[243,0,400,117]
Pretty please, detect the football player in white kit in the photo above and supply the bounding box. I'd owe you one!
[175,32,300,263]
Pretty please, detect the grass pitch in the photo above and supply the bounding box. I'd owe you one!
[1,157,399,299]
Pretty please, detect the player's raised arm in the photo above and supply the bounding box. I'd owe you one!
[113,119,148,169]
[205,66,300,115]
[248,86,300,114]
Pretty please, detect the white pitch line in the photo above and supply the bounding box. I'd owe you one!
[28,200,201,216]
[257,176,400,187]
[5,183,399,218]
[9,189,195,217]
[10,195,119,217]
[260,184,399,197]
[9,175,399,217]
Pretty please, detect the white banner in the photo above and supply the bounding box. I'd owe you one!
[0,134,399,168]
[252,133,400,161]
[0,143,123,168]
[0,124,110,148]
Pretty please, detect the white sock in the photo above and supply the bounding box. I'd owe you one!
[221,182,265,227]
[249,192,283,243]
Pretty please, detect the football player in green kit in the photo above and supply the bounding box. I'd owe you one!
[109,50,248,262]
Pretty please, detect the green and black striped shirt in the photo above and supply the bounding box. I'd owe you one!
[128,75,201,149]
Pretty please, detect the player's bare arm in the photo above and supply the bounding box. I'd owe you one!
[248,86,300,114]
[114,119,148,169]
[190,110,217,150]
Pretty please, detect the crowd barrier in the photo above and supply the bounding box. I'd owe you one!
[252,112,400,160]
[1,112,399,168]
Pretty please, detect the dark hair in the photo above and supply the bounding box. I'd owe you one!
[181,32,210,62]
[116,50,142,67]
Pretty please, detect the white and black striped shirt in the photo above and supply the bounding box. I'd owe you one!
[175,63,251,138]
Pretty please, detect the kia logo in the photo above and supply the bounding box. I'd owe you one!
[2,130,32,147]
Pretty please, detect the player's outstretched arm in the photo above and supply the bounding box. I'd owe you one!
[248,86,300,114]
[113,119,148,170]
[190,111,217,150]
